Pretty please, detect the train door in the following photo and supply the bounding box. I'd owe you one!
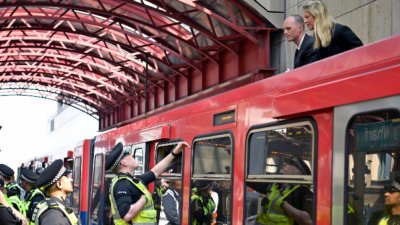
[72,139,94,225]
[244,120,316,225]
[89,148,106,225]
[190,133,233,225]
[154,141,185,225]
[332,95,400,225]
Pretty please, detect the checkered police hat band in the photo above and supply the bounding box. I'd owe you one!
[43,167,66,189]
[21,174,36,183]
[392,181,400,191]
[110,149,129,171]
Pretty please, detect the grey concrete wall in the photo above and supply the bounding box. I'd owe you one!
[270,0,400,74]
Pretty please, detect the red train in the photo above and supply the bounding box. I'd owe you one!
[20,35,400,225]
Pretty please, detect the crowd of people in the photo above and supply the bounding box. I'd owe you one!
[1,144,400,225]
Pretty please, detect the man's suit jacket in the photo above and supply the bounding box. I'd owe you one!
[316,23,363,60]
[294,34,317,68]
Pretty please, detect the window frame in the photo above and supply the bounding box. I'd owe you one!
[191,132,233,180]
[245,120,316,184]
[190,132,234,225]
[155,140,184,178]
[72,156,82,212]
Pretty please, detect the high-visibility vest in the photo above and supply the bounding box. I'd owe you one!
[109,175,157,225]
[191,188,216,225]
[378,216,389,225]
[256,184,301,225]
[6,183,24,200]
[24,188,45,225]
[6,194,26,216]
[33,198,80,225]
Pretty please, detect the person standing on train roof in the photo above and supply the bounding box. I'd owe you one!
[283,14,317,69]
[379,177,400,225]
[32,159,80,225]
[0,164,26,216]
[106,141,189,225]
[19,168,45,225]
[0,178,29,225]
[302,0,363,60]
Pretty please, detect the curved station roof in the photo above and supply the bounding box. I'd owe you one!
[0,0,275,129]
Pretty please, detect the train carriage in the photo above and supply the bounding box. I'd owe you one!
[25,35,400,225]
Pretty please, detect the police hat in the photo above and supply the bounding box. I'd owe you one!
[195,180,213,190]
[0,164,14,178]
[21,168,39,183]
[105,143,129,171]
[36,159,68,190]
[386,179,400,193]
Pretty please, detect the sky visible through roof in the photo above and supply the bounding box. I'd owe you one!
[0,96,57,172]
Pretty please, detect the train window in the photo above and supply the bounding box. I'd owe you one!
[190,134,233,225]
[155,141,184,224]
[126,143,147,175]
[90,153,103,224]
[156,142,183,175]
[244,121,315,225]
[346,110,400,225]
[72,156,81,213]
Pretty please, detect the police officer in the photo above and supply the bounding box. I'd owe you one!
[33,159,79,225]
[379,178,400,225]
[256,157,313,225]
[191,180,216,225]
[0,178,28,225]
[152,178,169,223]
[20,168,45,224]
[0,164,26,215]
[106,141,189,225]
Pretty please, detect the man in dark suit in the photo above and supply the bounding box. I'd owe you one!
[283,15,317,69]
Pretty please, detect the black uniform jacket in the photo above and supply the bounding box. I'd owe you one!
[294,34,317,68]
[316,23,363,60]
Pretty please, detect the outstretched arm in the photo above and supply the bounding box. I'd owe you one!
[151,142,189,177]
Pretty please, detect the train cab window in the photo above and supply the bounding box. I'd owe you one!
[190,134,233,225]
[90,153,104,224]
[72,156,81,213]
[346,110,400,225]
[154,141,184,224]
[245,121,315,225]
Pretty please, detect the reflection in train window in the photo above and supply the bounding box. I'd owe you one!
[72,156,81,213]
[245,121,315,225]
[127,143,147,175]
[191,134,232,225]
[346,110,400,225]
[156,142,183,175]
[155,141,184,224]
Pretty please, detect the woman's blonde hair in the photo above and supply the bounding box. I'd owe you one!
[303,0,334,48]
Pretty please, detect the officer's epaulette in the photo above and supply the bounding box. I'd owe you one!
[118,173,140,183]
[46,198,60,209]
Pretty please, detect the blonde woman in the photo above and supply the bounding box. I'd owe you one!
[303,0,363,60]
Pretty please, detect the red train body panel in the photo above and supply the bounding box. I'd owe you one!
[20,35,400,225]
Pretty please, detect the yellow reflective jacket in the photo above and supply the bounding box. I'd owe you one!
[109,175,157,225]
